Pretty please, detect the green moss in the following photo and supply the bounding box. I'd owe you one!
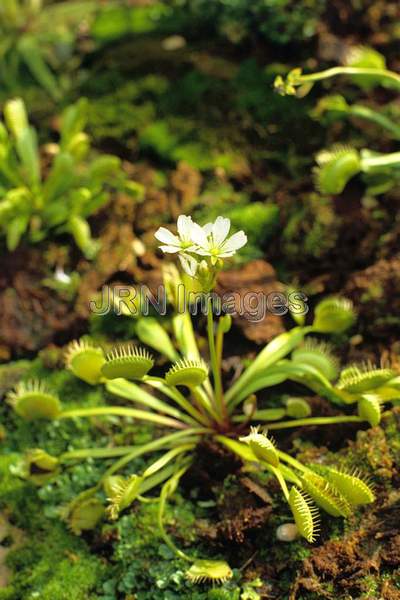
[0,521,105,600]
[0,454,106,600]
[282,193,340,261]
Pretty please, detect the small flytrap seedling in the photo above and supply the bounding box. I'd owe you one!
[9,215,398,584]
[274,46,400,195]
[0,97,143,256]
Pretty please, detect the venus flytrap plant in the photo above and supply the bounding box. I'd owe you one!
[274,46,400,196]
[313,145,400,195]
[312,95,400,142]
[7,379,62,420]
[0,97,143,255]
[274,45,400,97]
[9,215,387,583]
[11,448,60,486]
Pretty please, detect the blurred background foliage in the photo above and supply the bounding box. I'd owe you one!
[0,0,399,355]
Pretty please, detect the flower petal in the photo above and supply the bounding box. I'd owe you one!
[194,247,212,256]
[215,250,235,257]
[190,222,209,248]
[159,245,181,253]
[155,227,180,246]
[179,253,198,276]
[212,217,230,246]
[177,215,194,240]
[221,231,247,253]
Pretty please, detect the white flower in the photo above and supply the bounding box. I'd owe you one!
[154,215,247,267]
[179,253,199,277]
[54,266,71,284]
[191,216,247,260]
[155,215,200,254]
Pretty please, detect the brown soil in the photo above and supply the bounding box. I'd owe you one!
[0,248,78,358]
[343,255,400,340]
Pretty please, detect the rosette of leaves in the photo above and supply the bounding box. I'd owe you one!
[0,97,143,256]
[8,259,390,582]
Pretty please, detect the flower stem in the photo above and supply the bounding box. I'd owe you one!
[206,296,226,422]
[215,319,225,372]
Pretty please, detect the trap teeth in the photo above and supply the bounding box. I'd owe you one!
[338,363,395,394]
[101,346,154,380]
[291,338,339,382]
[7,380,61,420]
[104,474,143,520]
[288,487,320,543]
[186,559,233,585]
[64,493,104,536]
[165,359,208,387]
[300,472,351,518]
[65,339,105,385]
[239,426,279,467]
[357,394,382,426]
[312,297,356,334]
[323,466,375,505]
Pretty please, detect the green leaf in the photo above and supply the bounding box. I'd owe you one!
[358,394,381,426]
[7,213,29,250]
[322,466,375,506]
[226,326,306,404]
[135,317,179,362]
[314,146,361,194]
[42,152,75,203]
[300,472,351,517]
[292,339,339,381]
[228,370,289,407]
[172,312,202,361]
[312,297,356,334]
[101,346,154,380]
[15,126,41,185]
[87,155,121,187]
[68,215,99,259]
[18,35,61,100]
[4,97,28,138]
[61,98,88,146]
[105,378,185,421]
[288,486,319,542]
